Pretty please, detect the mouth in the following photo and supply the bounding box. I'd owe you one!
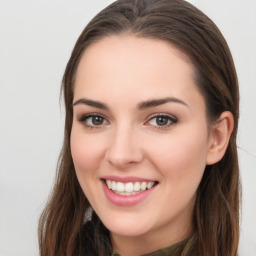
[102,179,159,196]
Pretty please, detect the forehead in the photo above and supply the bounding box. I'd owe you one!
[74,35,204,111]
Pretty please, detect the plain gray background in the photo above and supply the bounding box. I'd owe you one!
[0,0,255,255]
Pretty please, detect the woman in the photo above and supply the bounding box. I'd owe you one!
[38,0,240,255]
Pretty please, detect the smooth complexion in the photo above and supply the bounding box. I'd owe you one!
[70,35,233,256]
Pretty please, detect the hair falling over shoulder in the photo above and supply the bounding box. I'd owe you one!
[38,0,240,255]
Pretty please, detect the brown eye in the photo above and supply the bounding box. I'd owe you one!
[79,115,108,127]
[91,116,104,125]
[147,114,177,128]
[155,116,169,126]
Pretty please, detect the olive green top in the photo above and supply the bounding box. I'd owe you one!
[112,235,194,256]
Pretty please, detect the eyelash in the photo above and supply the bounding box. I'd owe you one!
[79,113,109,129]
[146,113,178,130]
[78,113,178,130]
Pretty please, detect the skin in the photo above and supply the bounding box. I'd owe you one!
[70,35,233,256]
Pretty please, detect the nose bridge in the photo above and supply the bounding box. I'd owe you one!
[105,121,143,167]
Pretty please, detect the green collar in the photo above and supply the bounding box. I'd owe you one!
[112,235,194,256]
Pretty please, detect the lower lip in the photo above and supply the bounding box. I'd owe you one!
[101,180,158,206]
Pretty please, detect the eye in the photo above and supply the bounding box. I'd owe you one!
[79,114,109,128]
[147,114,177,128]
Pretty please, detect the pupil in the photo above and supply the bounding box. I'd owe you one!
[156,117,168,126]
[92,116,103,125]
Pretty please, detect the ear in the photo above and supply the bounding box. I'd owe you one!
[206,111,234,165]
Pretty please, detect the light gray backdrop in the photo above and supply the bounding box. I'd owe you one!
[0,0,255,255]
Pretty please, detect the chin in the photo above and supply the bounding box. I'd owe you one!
[102,214,153,237]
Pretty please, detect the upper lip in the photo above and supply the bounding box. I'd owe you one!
[101,175,157,183]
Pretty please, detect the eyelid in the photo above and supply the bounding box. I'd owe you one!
[145,113,178,129]
[78,113,110,128]
[77,112,177,130]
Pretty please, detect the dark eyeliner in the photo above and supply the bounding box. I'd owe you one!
[146,113,178,129]
[78,113,104,122]
[78,113,108,129]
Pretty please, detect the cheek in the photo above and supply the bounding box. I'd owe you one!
[70,127,106,180]
[147,127,208,184]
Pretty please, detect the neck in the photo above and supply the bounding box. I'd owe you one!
[111,218,194,256]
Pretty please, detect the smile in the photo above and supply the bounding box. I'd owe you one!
[101,176,159,206]
[105,180,157,196]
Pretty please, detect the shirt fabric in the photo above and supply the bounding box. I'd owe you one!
[111,235,194,256]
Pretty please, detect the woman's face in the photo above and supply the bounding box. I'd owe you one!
[71,35,213,243]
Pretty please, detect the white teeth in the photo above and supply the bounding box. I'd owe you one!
[125,182,133,192]
[116,182,125,192]
[105,179,156,195]
[115,191,137,196]
[134,182,140,192]
[112,181,117,190]
[106,180,112,189]
[147,182,154,189]
[141,182,147,191]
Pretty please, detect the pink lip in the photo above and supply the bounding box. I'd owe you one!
[101,180,158,206]
[101,175,156,183]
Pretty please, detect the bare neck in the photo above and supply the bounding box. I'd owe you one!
[111,219,193,256]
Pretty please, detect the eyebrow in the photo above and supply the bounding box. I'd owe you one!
[72,97,188,110]
[73,98,108,110]
[137,97,188,110]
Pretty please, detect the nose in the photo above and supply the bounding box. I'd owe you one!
[105,125,144,168]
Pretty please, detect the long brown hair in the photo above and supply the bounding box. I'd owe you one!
[38,0,240,255]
